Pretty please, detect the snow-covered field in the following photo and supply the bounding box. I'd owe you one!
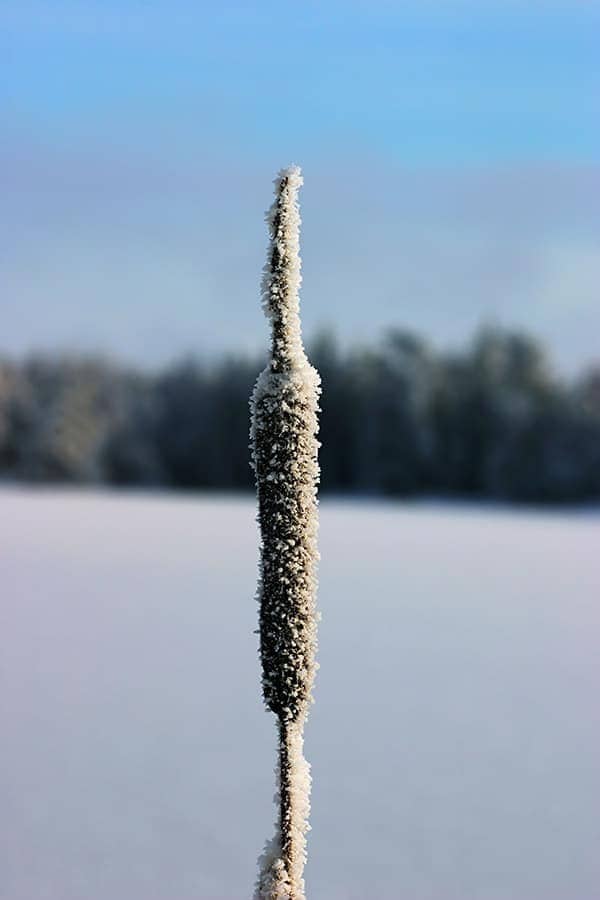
[1,488,599,900]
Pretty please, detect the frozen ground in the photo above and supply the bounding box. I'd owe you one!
[1,488,599,900]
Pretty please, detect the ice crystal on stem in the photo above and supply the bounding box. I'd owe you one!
[250,167,321,900]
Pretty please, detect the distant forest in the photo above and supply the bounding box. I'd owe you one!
[1,327,599,503]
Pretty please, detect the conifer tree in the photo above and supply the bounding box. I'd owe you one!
[250,166,321,900]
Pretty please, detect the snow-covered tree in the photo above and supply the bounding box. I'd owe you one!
[250,167,321,900]
[12,358,116,482]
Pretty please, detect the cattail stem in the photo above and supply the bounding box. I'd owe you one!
[279,720,293,868]
[251,167,321,900]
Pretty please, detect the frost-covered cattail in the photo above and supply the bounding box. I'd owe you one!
[250,166,321,900]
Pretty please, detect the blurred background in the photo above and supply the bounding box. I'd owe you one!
[1,4,600,900]
[1,0,599,501]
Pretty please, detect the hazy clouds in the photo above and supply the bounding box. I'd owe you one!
[2,1,598,371]
[2,143,598,371]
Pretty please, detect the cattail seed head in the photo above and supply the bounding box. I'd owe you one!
[251,166,320,725]
[251,167,321,900]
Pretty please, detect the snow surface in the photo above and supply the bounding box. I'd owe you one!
[1,488,599,900]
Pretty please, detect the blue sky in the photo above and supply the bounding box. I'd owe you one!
[2,1,599,369]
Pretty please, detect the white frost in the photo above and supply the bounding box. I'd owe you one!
[251,167,321,900]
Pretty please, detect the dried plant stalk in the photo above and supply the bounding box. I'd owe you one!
[250,166,321,900]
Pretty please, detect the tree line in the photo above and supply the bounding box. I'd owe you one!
[1,327,599,503]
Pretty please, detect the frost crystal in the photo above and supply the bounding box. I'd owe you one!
[250,167,321,900]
